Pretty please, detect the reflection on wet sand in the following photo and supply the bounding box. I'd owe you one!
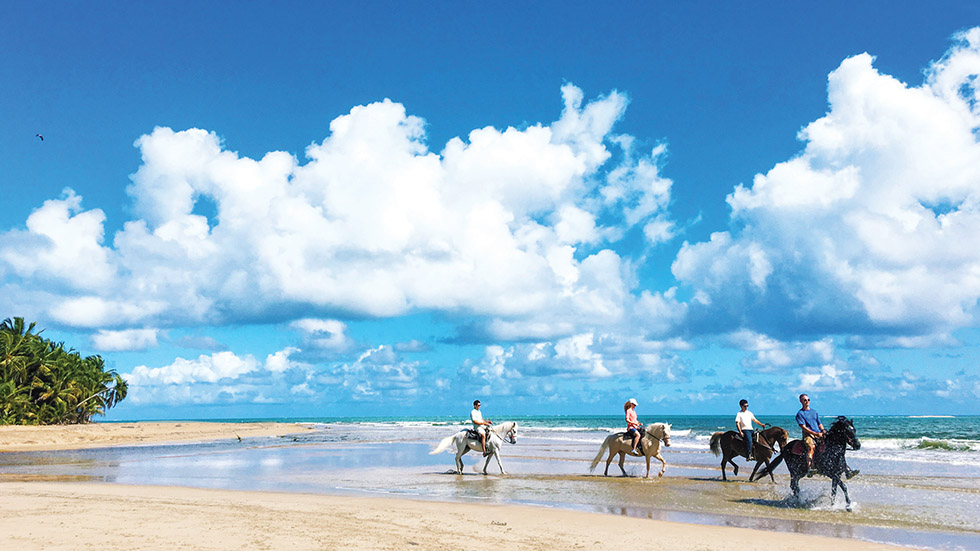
[1,425,978,551]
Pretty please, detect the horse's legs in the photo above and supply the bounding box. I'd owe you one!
[645,454,651,478]
[832,476,851,510]
[604,451,615,476]
[616,452,627,476]
[654,452,666,477]
[750,457,774,482]
[725,452,739,477]
[720,453,729,481]
[491,450,506,475]
[455,442,470,474]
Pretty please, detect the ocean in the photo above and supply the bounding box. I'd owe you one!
[2,415,978,550]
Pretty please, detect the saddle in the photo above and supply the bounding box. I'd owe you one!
[619,429,645,456]
[789,439,825,456]
[465,429,492,455]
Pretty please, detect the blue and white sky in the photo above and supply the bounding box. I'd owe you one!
[3,3,980,419]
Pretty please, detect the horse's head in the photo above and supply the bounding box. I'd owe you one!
[495,421,518,444]
[650,422,670,447]
[506,422,518,444]
[829,416,860,450]
[770,426,789,449]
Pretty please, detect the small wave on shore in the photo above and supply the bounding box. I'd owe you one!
[860,437,980,453]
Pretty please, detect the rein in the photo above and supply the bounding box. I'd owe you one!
[754,430,774,453]
[647,424,669,444]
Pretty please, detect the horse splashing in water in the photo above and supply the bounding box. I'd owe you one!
[589,422,671,478]
[709,425,789,482]
[755,416,861,510]
[430,421,518,475]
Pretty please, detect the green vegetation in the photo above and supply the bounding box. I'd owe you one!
[0,317,127,425]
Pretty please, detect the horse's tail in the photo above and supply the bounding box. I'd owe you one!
[709,432,724,456]
[755,451,786,479]
[589,436,610,472]
[430,433,456,455]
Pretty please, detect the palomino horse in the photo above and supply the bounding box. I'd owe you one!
[755,416,861,510]
[709,425,789,482]
[430,421,519,475]
[589,422,671,478]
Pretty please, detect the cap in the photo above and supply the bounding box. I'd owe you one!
[628,398,638,406]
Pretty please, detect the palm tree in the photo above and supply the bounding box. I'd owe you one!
[0,317,129,425]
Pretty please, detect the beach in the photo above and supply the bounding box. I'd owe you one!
[0,480,909,551]
[2,418,978,550]
[0,421,314,452]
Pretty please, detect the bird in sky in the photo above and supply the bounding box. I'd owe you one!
[35,133,44,141]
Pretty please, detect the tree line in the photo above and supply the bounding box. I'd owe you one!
[0,317,128,425]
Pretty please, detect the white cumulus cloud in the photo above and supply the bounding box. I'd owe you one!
[91,328,159,352]
[0,85,674,342]
[674,28,980,342]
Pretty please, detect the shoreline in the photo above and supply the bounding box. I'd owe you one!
[0,421,968,550]
[0,481,915,551]
[0,421,313,452]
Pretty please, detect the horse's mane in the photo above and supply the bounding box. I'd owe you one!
[827,416,851,433]
[766,425,789,439]
[491,421,516,436]
[646,422,669,436]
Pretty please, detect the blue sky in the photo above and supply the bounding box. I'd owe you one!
[3,3,980,419]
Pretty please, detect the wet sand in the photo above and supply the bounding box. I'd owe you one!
[0,481,915,551]
[2,422,972,550]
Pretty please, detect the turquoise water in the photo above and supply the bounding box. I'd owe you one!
[144,414,980,452]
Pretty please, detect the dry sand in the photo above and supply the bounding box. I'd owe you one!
[0,421,313,452]
[0,423,920,550]
[0,481,917,551]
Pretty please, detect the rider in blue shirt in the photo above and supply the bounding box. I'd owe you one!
[796,394,823,469]
[796,394,859,478]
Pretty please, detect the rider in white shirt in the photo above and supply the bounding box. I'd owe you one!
[470,400,493,454]
[736,399,766,461]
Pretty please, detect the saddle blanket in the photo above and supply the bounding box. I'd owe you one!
[789,440,825,455]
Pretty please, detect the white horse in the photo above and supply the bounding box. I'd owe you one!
[589,422,671,478]
[430,421,519,475]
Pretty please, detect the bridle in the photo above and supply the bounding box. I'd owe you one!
[494,422,517,445]
[828,419,860,450]
[649,424,670,447]
[753,426,784,453]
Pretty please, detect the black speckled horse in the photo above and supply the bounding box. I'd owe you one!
[756,416,861,510]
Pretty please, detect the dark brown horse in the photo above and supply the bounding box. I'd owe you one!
[709,425,789,482]
[754,416,861,510]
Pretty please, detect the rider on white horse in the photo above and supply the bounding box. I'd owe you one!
[471,400,492,455]
[625,398,642,455]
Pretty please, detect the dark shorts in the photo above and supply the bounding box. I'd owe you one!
[626,428,639,438]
